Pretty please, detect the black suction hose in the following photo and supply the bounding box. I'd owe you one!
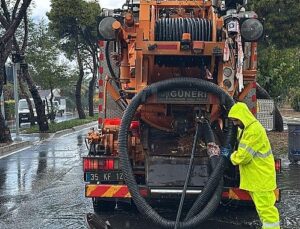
[118,78,235,228]
[105,41,121,89]
[175,117,221,228]
[175,121,201,229]
[185,156,226,221]
[185,118,234,221]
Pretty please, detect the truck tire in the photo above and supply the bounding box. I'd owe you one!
[92,198,116,213]
[256,83,284,132]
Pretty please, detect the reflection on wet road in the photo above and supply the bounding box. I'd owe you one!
[0,128,299,229]
[277,159,300,229]
[0,131,90,229]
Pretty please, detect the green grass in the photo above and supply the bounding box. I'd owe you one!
[23,116,98,134]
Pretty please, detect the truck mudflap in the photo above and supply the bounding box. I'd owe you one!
[85,184,280,202]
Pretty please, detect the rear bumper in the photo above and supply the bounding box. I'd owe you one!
[19,114,30,122]
[222,187,281,202]
[85,184,281,202]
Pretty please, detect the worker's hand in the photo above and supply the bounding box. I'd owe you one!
[220,146,232,158]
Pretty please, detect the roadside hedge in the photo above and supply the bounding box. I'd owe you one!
[23,116,98,134]
[4,100,15,120]
[290,88,300,111]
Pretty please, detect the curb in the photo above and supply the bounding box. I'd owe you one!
[0,141,32,157]
[0,121,98,158]
[52,121,97,138]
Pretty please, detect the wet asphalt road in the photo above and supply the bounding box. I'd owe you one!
[0,128,299,229]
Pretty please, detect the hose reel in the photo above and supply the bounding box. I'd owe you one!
[154,18,212,67]
[155,18,212,41]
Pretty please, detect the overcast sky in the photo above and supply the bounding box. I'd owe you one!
[31,0,125,21]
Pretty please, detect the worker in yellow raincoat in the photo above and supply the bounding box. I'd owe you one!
[221,102,280,229]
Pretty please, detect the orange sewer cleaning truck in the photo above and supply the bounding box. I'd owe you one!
[83,1,281,228]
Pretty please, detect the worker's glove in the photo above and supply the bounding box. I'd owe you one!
[207,142,220,157]
[220,146,232,158]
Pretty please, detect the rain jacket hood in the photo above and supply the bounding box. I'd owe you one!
[228,102,256,128]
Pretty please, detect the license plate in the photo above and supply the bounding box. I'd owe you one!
[85,171,123,182]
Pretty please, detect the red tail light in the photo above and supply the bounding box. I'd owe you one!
[83,158,119,171]
[275,159,281,173]
[139,187,149,197]
[106,159,114,170]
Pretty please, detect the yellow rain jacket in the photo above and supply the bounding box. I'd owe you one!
[228,102,276,192]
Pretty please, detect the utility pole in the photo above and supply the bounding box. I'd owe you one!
[12,51,22,141]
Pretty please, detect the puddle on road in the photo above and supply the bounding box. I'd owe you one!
[90,201,254,229]
[91,210,253,229]
[277,158,300,229]
[90,159,300,229]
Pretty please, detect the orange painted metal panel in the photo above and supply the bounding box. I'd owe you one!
[222,188,281,202]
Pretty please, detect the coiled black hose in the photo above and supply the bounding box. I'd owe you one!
[154,18,212,67]
[155,18,212,41]
[118,78,235,228]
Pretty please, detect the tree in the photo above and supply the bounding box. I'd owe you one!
[249,0,300,49]
[81,1,101,117]
[14,15,49,130]
[248,0,300,105]
[0,0,33,143]
[3,2,50,132]
[48,0,85,119]
[86,52,98,117]
[257,46,300,99]
[27,20,70,121]
[47,0,101,119]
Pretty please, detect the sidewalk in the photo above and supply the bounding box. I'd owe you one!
[0,121,97,158]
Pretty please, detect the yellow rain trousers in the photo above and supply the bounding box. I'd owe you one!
[249,191,280,229]
[228,102,280,229]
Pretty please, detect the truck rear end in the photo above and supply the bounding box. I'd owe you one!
[83,0,281,227]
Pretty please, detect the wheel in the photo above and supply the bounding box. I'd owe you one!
[92,198,116,213]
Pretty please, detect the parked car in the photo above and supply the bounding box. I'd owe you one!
[18,99,36,125]
[57,98,66,116]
